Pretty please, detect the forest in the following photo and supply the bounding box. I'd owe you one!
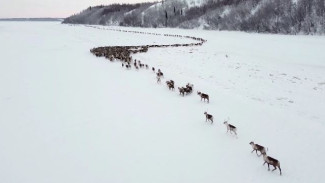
[63,0,325,34]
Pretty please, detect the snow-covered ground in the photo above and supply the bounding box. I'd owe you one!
[1,21,325,183]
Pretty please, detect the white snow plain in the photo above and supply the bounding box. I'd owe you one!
[1,21,325,183]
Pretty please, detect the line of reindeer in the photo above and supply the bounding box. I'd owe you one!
[89,26,282,176]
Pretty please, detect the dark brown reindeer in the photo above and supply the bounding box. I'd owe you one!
[204,112,213,124]
[157,69,164,78]
[186,83,193,90]
[157,72,163,77]
[197,91,209,103]
[166,80,175,90]
[168,84,174,90]
[249,142,268,157]
[262,152,282,175]
[184,87,192,94]
[183,83,193,94]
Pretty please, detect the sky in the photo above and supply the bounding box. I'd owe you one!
[0,0,158,18]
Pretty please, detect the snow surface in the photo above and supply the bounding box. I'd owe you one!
[1,21,325,183]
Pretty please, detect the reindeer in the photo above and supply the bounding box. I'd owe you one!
[262,152,282,175]
[249,142,268,157]
[169,84,174,90]
[157,69,164,78]
[166,80,175,90]
[184,87,192,94]
[178,87,185,96]
[223,121,237,137]
[197,91,209,103]
[109,56,114,61]
[204,112,213,124]
[167,80,174,85]
[156,72,163,78]
[186,83,193,90]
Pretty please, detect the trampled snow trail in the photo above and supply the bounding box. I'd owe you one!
[1,22,325,183]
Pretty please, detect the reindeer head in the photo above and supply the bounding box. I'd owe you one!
[223,121,228,125]
[249,141,255,145]
[204,112,207,115]
[197,91,201,95]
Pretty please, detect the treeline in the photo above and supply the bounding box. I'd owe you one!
[63,0,325,34]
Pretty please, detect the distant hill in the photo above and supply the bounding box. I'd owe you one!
[0,18,63,22]
[63,0,325,35]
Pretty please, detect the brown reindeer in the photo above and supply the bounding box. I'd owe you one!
[262,152,282,175]
[249,142,268,157]
[204,112,213,124]
[166,80,175,90]
[178,87,185,96]
[197,91,209,103]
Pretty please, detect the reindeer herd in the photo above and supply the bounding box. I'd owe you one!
[89,26,282,176]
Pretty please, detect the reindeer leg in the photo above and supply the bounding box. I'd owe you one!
[267,163,270,171]
[263,161,266,166]
[278,166,282,175]
[272,165,277,172]
[251,149,255,153]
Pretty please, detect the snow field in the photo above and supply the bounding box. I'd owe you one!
[0,22,325,183]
